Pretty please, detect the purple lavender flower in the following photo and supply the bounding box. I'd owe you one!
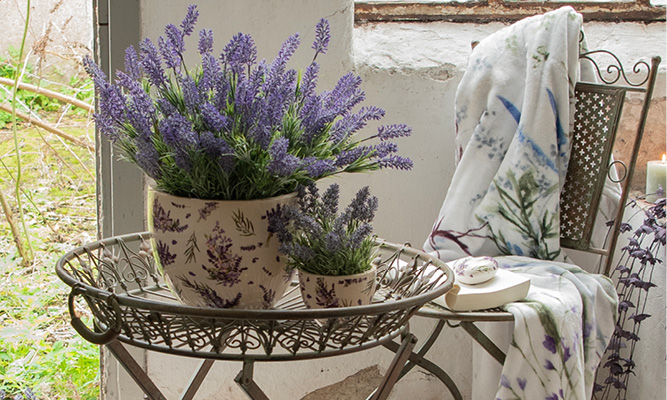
[350,224,373,249]
[159,113,198,170]
[198,131,235,173]
[159,26,183,71]
[378,155,413,170]
[545,360,556,370]
[300,62,319,99]
[302,157,336,178]
[223,33,257,74]
[198,29,214,55]
[321,183,340,216]
[116,70,155,138]
[299,94,323,143]
[182,75,202,113]
[267,34,300,86]
[268,137,301,176]
[335,147,373,168]
[311,18,331,59]
[322,73,365,118]
[347,186,378,222]
[543,334,557,354]
[329,106,385,144]
[324,231,343,253]
[180,4,199,37]
[135,139,161,179]
[139,38,167,88]
[200,53,220,93]
[201,103,227,132]
[83,56,127,139]
[376,124,412,140]
[160,113,197,148]
[124,46,142,80]
[545,394,559,400]
[373,142,398,158]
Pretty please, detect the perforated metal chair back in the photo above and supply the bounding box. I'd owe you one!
[559,52,661,276]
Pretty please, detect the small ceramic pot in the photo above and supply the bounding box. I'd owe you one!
[148,187,296,309]
[298,266,377,309]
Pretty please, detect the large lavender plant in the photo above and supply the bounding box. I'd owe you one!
[269,183,378,276]
[84,5,412,200]
[594,197,666,400]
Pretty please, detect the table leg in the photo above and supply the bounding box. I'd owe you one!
[180,359,216,400]
[460,321,506,364]
[370,333,417,400]
[105,340,167,400]
[234,359,270,400]
[380,329,463,400]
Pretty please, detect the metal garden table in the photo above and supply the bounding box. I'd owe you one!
[56,232,453,400]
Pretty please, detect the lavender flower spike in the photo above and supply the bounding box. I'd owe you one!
[124,45,142,80]
[198,29,214,55]
[139,38,167,88]
[223,33,257,74]
[378,155,413,171]
[312,18,331,60]
[376,124,412,140]
[268,137,301,176]
[180,4,199,37]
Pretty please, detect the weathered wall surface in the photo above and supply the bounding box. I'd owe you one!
[0,0,93,81]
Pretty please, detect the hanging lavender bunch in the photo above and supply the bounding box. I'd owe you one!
[84,5,412,200]
[594,196,665,399]
[269,183,378,276]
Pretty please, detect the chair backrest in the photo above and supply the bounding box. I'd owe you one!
[559,51,661,276]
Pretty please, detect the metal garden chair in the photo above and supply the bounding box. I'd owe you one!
[382,49,662,399]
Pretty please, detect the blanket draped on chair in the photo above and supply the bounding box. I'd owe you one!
[423,7,618,400]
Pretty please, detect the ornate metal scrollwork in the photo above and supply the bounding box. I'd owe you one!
[56,233,453,361]
[580,49,654,87]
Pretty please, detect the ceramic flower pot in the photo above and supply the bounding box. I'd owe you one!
[298,266,377,309]
[148,187,295,309]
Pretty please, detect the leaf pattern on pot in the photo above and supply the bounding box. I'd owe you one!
[233,209,255,236]
[184,232,199,264]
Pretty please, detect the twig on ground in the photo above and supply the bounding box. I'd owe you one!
[0,103,94,151]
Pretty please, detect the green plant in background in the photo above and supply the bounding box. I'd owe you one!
[0,0,99,398]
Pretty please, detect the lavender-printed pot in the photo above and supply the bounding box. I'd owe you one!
[148,188,295,309]
[298,266,377,309]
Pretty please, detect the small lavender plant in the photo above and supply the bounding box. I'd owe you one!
[270,183,378,276]
[83,5,412,200]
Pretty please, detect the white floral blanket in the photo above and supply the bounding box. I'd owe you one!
[422,7,618,400]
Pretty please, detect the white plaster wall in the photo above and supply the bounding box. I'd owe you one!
[105,2,666,399]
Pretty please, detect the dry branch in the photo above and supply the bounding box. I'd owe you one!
[0,76,94,113]
[0,103,94,151]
